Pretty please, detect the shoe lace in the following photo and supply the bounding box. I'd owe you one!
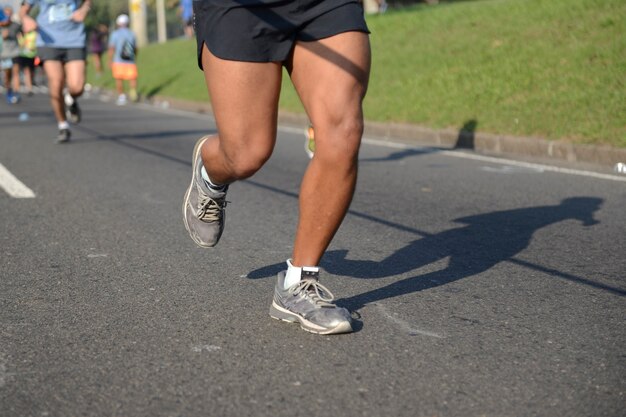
[197,196,226,222]
[290,278,335,307]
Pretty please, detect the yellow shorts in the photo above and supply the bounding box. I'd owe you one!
[111,62,138,80]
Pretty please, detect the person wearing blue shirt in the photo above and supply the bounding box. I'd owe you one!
[20,0,91,143]
[107,14,138,106]
[179,0,194,38]
[1,6,22,104]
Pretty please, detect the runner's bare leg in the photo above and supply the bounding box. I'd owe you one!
[197,32,369,269]
[11,63,20,92]
[43,60,66,122]
[64,60,85,98]
[288,31,371,267]
[115,79,124,96]
[199,44,282,184]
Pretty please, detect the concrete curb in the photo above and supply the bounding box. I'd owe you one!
[148,95,626,168]
[359,119,626,168]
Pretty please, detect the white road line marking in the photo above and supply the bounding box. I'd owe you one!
[480,165,544,174]
[374,302,444,338]
[278,125,305,135]
[191,344,221,353]
[360,138,626,183]
[0,163,35,198]
[439,149,626,182]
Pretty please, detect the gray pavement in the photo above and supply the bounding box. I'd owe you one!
[1,92,625,417]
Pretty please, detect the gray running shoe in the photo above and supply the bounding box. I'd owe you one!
[64,93,81,124]
[270,269,353,335]
[56,128,71,143]
[182,136,228,248]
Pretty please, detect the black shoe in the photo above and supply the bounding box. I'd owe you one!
[64,93,81,124]
[57,128,71,143]
[66,101,81,124]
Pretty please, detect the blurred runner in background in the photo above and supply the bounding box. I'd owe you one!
[179,0,194,38]
[1,5,22,104]
[17,22,38,96]
[20,0,91,143]
[89,23,108,78]
[108,14,138,106]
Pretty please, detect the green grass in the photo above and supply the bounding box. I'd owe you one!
[89,38,207,101]
[89,0,626,147]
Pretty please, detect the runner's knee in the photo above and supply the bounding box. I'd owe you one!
[48,86,63,101]
[222,140,273,180]
[66,82,84,97]
[315,115,364,164]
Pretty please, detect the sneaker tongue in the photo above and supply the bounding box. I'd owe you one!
[301,267,319,280]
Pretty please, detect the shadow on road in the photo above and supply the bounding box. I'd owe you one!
[249,197,625,310]
[359,119,479,163]
[75,124,211,143]
[360,147,439,163]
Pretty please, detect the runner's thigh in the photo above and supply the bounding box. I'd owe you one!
[43,60,65,95]
[289,31,371,148]
[201,44,282,156]
[64,59,86,94]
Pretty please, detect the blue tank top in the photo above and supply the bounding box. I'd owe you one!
[25,0,86,48]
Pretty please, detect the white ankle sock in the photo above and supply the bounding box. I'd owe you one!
[58,121,69,130]
[200,165,225,191]
[64,93,74,106]
[284,259,319,289]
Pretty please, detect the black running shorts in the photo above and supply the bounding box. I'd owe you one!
[15,56,36,70]
[37,47,87,64]
[193,0,370,68]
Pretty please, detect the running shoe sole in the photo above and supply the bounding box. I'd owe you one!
[269,301,353,335]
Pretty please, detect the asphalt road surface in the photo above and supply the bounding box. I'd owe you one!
[1,91,625,417]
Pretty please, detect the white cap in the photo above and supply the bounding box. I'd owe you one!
[116,14,129,26]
